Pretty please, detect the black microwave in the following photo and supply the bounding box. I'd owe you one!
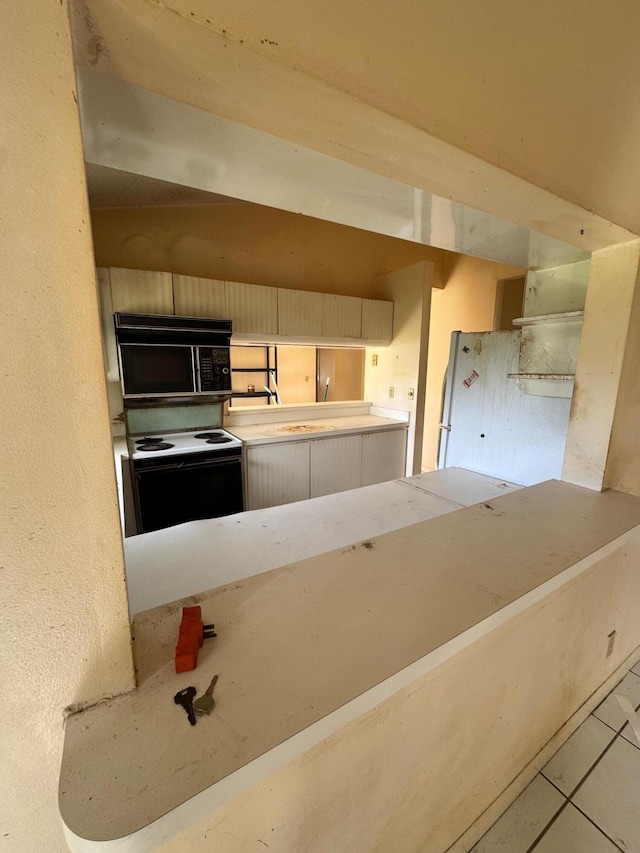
[115,313,232,399]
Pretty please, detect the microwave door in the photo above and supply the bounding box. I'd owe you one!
[119,344,196,396]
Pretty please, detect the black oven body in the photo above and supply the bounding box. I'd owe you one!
[132,447,244,534]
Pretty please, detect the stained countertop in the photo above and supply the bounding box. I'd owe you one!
[60,479,640,848]
[124,468,522,615]
[227,414,407,445]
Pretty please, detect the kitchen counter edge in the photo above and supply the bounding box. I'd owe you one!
[228,415,408,446]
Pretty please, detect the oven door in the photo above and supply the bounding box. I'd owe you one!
[119,343,195,396]
[133,455,244,533]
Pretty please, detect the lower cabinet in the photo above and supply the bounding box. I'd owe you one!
[310,434,363,498]
[246,441,311,510]
[361,429,408,486]
[245,428,407,510]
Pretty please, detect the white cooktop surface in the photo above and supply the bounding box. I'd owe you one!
[128,428,242,460]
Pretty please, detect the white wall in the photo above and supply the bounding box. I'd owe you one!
[563,240,640,493]
[0,3,134,850]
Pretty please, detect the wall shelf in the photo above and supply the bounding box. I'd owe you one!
[508,373,575,380]
[513,311,584,326]
[230,344,278,405]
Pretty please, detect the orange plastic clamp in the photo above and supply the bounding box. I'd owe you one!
[174,606,205,673]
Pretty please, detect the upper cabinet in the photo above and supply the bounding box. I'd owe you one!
[362,298,394,341]
[322,293,362,339]
[226,281,278,335]
[173,274,226,318]
[278,288,323,337]
[109,267,174,314]
[99,267,393,345]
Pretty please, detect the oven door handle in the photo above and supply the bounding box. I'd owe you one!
[134,455,241,474]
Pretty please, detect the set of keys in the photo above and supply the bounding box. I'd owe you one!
[174,675,218,726]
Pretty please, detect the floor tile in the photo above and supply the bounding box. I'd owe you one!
[532,803,619,852]
[542,716,616,795]
[620,718,640,752]
[573,735,640,853]
[471,776,564,852]
[593,672,640,732]
[631,660,640,678]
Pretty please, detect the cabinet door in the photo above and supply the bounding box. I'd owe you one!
[362,299,393,342]
[310,435,363,498]
[173,274,226,318]
[322,294,362,339]
[278,288,323,337]
[226,281,278,334]
[109,268,174,314]
[246,442,310,510]
[361,429,407,486]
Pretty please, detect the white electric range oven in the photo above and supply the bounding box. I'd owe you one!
[128,428,244,534]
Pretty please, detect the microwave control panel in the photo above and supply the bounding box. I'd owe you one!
[198,347,231,392]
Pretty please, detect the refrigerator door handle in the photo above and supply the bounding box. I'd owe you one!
[437,331,460,469]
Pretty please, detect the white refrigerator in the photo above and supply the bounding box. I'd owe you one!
[438,331,572,486]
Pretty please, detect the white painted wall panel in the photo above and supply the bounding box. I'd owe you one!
[322,293,362,338]
[109,267,174,314]
[246,442,310,509]
[362,298,393,341]
[173,274,226,318]
[361,429,407,486]
[226,281,278,334]
[278,288,323,336]
[310,435,363,498]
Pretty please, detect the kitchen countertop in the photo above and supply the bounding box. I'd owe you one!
[59,480,640,848]
[124,468,521,615]
[228,414,407,445]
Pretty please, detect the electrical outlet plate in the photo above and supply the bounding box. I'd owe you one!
[388,386,394,398]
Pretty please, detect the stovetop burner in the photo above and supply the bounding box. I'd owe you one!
[129,428,241,460]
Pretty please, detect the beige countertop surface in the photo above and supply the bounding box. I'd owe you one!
[227,414,407,445]
[124,468,521,615]
[60,480,640,847]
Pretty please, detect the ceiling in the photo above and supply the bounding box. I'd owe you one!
[85,163,242,208]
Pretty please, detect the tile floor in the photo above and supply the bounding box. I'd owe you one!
[471,661,640,852]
